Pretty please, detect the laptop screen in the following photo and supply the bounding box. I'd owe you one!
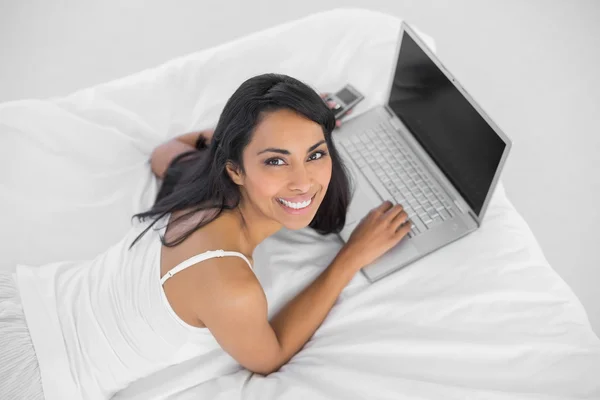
[387,30,506,216]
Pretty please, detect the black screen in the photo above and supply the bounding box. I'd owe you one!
[388,31,506,216]
[337,88,358,105]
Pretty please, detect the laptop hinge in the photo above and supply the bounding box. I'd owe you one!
[389,116,402,131]
[468,210,479,226]
[384,105,394,118]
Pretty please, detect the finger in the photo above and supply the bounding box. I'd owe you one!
[335,120,342,128]
[383,203,404,219]
[337,109,351,121]
[394,220,413,238]
[320,93,329,99]
[374,200,394,214]
[327,100,336,109]
[390,210,408,226]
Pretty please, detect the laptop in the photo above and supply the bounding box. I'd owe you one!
[334,22,512,282]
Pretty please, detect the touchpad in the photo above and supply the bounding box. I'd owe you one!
[362,238,420,282]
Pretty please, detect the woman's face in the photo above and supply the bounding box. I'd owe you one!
[229,109,332,231]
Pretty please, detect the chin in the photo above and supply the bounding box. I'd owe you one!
[282,219,314,231]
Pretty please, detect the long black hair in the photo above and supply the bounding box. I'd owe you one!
[129,73,352,249]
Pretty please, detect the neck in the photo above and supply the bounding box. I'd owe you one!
[227,197,282,255]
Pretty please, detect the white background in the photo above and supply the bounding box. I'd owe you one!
[1,0,598,335]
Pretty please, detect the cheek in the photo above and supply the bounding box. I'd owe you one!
[245,167,282,200]
[244,160,333,202]
[316,159,333,188]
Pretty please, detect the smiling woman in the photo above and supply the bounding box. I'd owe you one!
[231,109,333,227]
[1,73,412,399]
[135,73,351,246]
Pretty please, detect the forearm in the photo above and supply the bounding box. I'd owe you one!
[150,140,196,179]
[269,250,360,369]
[173,130,208,148]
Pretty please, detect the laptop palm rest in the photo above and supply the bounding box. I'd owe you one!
[362,236,420,281]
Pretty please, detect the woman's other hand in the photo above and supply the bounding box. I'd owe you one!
[320,93,352,128]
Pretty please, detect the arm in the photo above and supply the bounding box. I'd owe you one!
[150,130,214,179]
[199,200,411,376]
[268,250,357,365]
[198,250,360,376]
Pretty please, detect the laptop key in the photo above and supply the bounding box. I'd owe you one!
[430,216,444,227]
[439,209,452,220]
[411,223,420,235]
[411,214,427,232]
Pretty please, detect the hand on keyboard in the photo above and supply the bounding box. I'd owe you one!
[337,201,412,271]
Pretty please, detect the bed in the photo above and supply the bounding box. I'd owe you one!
[1,8,599,400]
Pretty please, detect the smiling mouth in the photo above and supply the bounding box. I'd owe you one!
[276,194,316,210]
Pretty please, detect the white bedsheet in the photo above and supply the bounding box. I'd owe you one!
[1,8,599,400]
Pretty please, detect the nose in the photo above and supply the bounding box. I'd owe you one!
[288,164,313,193]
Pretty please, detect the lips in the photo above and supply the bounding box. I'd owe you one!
[275,193,317,213]
[277,193,315,203]
[277,197,312,209]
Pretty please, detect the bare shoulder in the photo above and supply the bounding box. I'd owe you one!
[160,208,249,275]
[159,209,263,325]
[183,255,266,326]
[196,256,265,310]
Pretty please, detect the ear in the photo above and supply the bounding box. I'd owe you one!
[225,161,244,186]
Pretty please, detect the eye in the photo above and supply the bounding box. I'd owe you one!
[264,150,328,167]
[265,158,285,166]
[308,150,328,161]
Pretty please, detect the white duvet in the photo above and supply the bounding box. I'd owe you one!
[1,8,599,400]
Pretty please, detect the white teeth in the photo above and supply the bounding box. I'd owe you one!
[278,197,312,209]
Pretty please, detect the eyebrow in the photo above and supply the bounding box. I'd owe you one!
[256,139,327,156]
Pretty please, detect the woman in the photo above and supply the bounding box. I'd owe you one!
[0,73,412,399]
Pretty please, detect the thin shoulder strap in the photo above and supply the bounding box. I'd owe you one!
[160,249,253,285]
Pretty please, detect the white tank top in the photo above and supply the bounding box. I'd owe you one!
[15,214,252,400]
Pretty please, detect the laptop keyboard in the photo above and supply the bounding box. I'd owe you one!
[339,123,456,238]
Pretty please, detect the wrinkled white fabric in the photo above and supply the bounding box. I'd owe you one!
[1,8,599,400]
[14,214,240,400]
[0,272,44,400]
